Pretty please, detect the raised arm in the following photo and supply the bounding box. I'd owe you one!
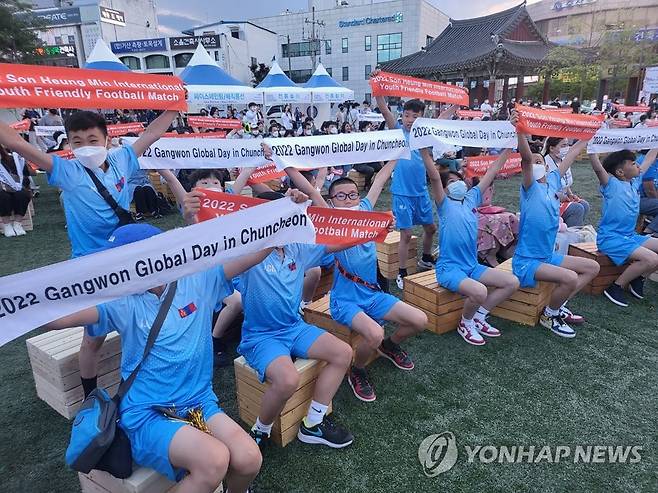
[420,147,445,205]
[0,121,53,172]
[131,110,179,157]
[557,139,588,177]
[511,110,534,190]
[231,167,256,195]
[372,70,397,130]
[158,169,187,206]
[285,167,327,207]
[589,153,608,186]
[438,104,459,120]
[639,148,658,174]
[365,159,397,206]
[477,149,512,193]
[223,248,274,279]
[41,307,99,331]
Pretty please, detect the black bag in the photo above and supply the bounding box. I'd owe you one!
[65,281,178,478]
[84,168,135,226]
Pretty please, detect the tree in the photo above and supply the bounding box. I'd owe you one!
[249,63,270,87]
[0,0,45,63]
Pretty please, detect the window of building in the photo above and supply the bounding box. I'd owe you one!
[342,37,348,53]
[325,40,332,55]
[285,69,313,83]
[342,66,349,81]
[326,67,332,76]
[215,51,220,61]
[251,56,257,67]
[364,93,372,105]
[54,36,62,45]
[173,52,193,68]
[365,64,371,80]
[68,35,75,45]
[365,35,371,51]
[144,54,170,70]
[282,41,320,58]
[231,28,240,39]
[426,35,433,46]
[120,56,141,70]
[377,33,402,63]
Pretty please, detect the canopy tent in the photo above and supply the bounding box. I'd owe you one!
[84,39,131,72]
[181,45,263,106]
[256,60,311,104]
[303,63,354,103]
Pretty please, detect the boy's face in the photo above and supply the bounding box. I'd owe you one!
[330,182,360,209]
[67,127,108,150]
[620,159,640,179]
[196,177,223,191]
[401,109,421,131]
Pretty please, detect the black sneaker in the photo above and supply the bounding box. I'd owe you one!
[297,416,354,448]
[604,283,629,307]
[629,277,645,300]
[213,351,232,368]
[377,339,414,370]
[134,212,144,222]
[249,428,270,450]
[347,367,376,402]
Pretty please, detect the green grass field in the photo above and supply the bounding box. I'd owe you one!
[1,164,657,493]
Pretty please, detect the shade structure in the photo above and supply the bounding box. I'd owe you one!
[85,39,131,71]
[181,45,263,105]
[256,60,311,104]
[303,63,353,103]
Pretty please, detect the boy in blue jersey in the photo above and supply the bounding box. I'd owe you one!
[0,110,178,398]
[589,149,658,306]
[511,111,599,338]
[41,222,291,493]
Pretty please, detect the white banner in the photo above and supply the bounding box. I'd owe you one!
[264,129,410,170]
[359,113,385,123]
[123,137,270,169]
[0,199,314,346]
[642,66,658,95]
[34,125,65,137]
[409,118,517,150]
[186,85,263,106]
[587,127,658,154]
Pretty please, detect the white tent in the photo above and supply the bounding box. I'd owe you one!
[256,60,310,104]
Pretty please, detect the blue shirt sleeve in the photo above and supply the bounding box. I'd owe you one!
[87,298,130,337]
[109,145,139,179]
[47,154,82,191]
[465,187,482,209]
[295,243,328,271]
[641,164,657,182]
[360,198,373,211]
[200,265,234,311]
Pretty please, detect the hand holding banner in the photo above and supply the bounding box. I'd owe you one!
[515,104,604,139]
[370,71,469,107]
[10,119,31,132]
[409,118,517,150]
[246,164,287,185]
[464,153,522,179]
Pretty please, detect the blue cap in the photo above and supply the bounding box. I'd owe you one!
[105,223,162,249]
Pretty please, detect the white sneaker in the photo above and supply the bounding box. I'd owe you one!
[457,320,486,346]
[396,274,404,290]
[299,300,311,316]
[474,317,501,337]
[3,223,16,237]
[12,221,26,236]
[539,312,576,338]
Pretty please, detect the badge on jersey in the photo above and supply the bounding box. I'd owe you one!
[115,176,126,192]
[178,302,197,318]
[288,261,297,271]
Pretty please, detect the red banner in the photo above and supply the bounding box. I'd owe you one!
[464,153,522,179]
[541,106,574,114]
[187,116,243,129]
[162,131,227,139]
[107,122,145,137]
[197,190,393,245]
[613,104,650,113]
[370,71,469,107]
[247,163,286,185]
[515,104,604,139]
[456,110,483,119]
[609,119,632,128]
[10,119,31,132]
[0,63,186,111]
[647,120,658,127]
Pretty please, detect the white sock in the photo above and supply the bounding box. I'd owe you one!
[461,315,475,329]
[253,417,272,436]
[304,400,328,427]
[475,307,489,318]
[544,306,560,317]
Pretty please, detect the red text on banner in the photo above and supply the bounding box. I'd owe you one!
[107,122,145,137]
[515,103,604,139]
[370,71,469,107]
[464,153,522,179]
[247,163,286,185]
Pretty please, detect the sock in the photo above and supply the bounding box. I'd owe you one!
[544,306,560,317]
[253,417,273,436]
[461,315,475,328]
[212,336,225,354]
[398,268,408,277]
[421,253,434,263]
[304,400,328,427]
[81,376,98,399]
[475,307,489,319]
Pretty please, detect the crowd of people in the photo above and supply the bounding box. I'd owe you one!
[2,82,658,492]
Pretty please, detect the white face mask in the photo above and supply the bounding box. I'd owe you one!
[329,128,338,134]
[304,130,312,136]
[74,145,107,169]
[559,146,570,160]
[447,180,467,200]
[278,130,285,137]
[532,164,547,181]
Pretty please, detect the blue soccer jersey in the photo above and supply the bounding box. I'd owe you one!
[390,122,427,197]
[436,187,481,271]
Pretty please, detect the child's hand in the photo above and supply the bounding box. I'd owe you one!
[183,188,206,224]
[509,110,518,127]
[286,188,309,204]
[261,142,273,160]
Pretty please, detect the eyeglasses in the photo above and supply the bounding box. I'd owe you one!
[331,191,359,201]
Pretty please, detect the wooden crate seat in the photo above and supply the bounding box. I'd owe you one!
[79,467,223,493]
[568,242,627,295]
[311,266,334,301]
[377,231,418,280]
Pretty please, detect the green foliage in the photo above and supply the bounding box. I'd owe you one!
[0,0,45,62]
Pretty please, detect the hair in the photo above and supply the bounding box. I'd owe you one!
[462,147,482,158]
[328,177,358,197]
[602,150,636,175]
[358,121,370,132]
[403,99,425,113]
[65,111,108,137]
[439,169,462,188]
[543,137,565,156]
[189,169,227,187]
[341,122,352,133]
[284,129,296,137]
[257,191,285,201]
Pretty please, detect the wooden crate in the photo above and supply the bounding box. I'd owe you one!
[148,173,176,203]
[303,295,378,367]
[347,170,367,191]
[490,260,555,326]
[311,266,334,301]
[26,327,121,419]
[377,231,419,280]
[402,270,465,334]
[79,468,223,493]
[568,242,627,295]
[234,356,331,447]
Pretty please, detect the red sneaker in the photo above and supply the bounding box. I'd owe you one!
[457,321,486,346]
[474,317,501,337]
[559,306,585,325]
[347,367,376,402]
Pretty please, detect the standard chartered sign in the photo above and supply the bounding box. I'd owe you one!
[338,12,403,28]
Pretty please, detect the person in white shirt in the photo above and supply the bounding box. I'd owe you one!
[480,99,493,118]
[336,104,346,126]
[347,103,360,127]
[281,104,294,130]
[243,102,260,130]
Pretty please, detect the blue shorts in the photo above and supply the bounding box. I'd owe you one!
[239,320,325,382]
[330,290,400,327]
[393,193,434,230]
[436,263,489,293]
[121,390,223,482]
[598,233,650,266]
[512,253,564,288]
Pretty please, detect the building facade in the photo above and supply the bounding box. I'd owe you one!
[250,0,450,103]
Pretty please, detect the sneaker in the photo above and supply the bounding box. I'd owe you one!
[629,277,645,300]
[213,351,232,368]
[299,299,311,316]
[457,321,486,346]
[153,212,164,219]
[474,317,501,337]
[249,428,271,450]
[297,416,354,448]
[347,367,376,402]
[539,312,576,338]
[2,223,16,237]
[417,258,434,271]
[604,283,629,307]
[395,274,404,290]
[134,212,144,222]
[559,306,585,325]
[377,339,414,370]
[12,221,26,236]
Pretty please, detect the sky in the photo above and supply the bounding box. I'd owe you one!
[155,0,541,36]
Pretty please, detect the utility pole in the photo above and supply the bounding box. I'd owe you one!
[304,7,325,70]
[287,34,291,73]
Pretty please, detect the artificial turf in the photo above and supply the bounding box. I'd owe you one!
[0,163,656,493]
